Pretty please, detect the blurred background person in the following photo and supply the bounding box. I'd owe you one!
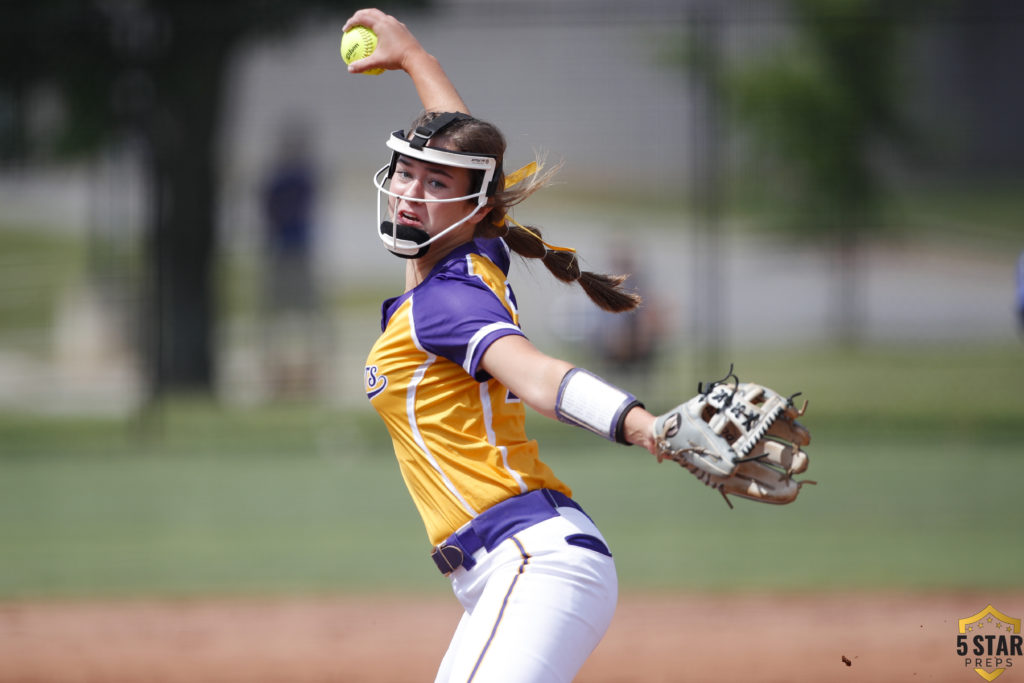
[1017,249,1024,335]
[260,119,323,399]
[591,245,665,391]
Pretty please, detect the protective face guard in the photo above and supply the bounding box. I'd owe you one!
[373,115,500,258]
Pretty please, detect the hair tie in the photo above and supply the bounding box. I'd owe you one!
[504,215,576,254]
[504,161,539,189]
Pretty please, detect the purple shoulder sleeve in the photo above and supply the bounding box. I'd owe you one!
[412,276,523,381]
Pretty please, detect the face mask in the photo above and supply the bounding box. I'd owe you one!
[372,113,499,258]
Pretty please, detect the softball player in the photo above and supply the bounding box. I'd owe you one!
[345,9,669,682]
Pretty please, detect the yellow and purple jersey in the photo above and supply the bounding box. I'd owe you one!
[365,237,571,546]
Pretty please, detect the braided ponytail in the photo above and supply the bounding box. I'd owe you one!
[411,111,642,313]
[499,222,642,313]
[485,155,641,313]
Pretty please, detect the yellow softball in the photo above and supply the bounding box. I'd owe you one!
[341,25,384,75]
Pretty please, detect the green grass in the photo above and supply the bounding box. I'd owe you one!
[1,343,1022,600]
[0,405,432,599]
[888,180,1024,251]
[710,343,1024,431]
[571,427,1022,593]
[0,227,88,338]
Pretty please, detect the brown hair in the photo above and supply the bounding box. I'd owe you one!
[409,111,641,313]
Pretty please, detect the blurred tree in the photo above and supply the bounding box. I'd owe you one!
[0,0,426,396]
[724,0,925,346]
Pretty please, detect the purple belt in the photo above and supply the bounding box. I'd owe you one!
[430,489,586,575]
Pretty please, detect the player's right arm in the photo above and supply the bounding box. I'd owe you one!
[343,8,468,114]
[480,335,658,454]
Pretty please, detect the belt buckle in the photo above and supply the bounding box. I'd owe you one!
[431,543,465,575]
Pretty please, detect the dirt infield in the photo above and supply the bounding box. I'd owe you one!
[1,592,1020,682]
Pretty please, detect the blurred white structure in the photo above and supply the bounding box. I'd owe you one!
[0,1,1019,414]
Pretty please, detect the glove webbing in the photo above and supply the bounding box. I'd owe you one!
[732,400,785,458]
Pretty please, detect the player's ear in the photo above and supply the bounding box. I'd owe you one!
[468,206,493,225]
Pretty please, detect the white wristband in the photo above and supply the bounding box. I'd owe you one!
[554,368,643,444]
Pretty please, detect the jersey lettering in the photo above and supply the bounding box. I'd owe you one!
[365,364,388,400]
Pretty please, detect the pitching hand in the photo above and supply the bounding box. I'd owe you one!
[342,9,424,76]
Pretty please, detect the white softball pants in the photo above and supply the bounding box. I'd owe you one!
[434,506,618,683]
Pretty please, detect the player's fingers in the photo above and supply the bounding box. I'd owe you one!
[730,461,802,504]
[346,13,421,73]
[750,439,808,475]
[343,7,386,33]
